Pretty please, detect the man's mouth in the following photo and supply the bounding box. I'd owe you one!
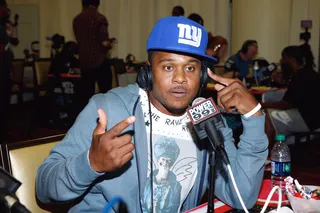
[169,87,187,97]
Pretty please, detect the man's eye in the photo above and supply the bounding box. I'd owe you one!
[164,66,173,71]
[185,66,195,72]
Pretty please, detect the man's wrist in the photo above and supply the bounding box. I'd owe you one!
[244,103,262,118]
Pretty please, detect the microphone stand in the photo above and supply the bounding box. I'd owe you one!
[207,150,216,213]
[204,121,230,213]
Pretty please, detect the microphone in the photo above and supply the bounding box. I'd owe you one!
[187,97,230,165]
[267,63,278,72]
[0,168,31,213]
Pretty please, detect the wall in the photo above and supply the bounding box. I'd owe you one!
[7,4,39,59]
[7,0,39,3]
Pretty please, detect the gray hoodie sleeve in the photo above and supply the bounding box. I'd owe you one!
[36,97,104,203]
[214,114,268,209]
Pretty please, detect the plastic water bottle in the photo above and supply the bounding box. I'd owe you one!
[271,134,291,193]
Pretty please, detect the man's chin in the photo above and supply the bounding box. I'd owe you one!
[165,105,188,115]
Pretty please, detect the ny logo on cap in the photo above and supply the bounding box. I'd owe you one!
[177,24,202,48]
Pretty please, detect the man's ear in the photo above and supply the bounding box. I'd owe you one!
[146,60,151,66]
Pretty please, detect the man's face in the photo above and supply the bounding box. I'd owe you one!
[150,51,201,115]
[246,45,258,60]
[158,157,172,170]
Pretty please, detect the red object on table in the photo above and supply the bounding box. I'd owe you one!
[48,73,81,79]
[256,179,289,207]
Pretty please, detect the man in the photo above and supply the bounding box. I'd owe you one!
[172,5,184,17]
[73,0,112,111]
[224,40,258,79]
[36,16,268,212]
[263,45,320,146]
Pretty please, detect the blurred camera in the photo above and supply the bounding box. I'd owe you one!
[300,31,311,43]
[300,20,312,43]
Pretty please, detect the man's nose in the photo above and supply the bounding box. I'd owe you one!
[172,69,187,84]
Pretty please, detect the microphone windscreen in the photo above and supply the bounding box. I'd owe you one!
[192,97,206,106]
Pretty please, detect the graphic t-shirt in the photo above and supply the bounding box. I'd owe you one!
[139,89,198,213]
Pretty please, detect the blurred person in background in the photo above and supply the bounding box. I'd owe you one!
[206,33,228,64]
[187,13,204,26]
[262,45,320,147]
[224,40,258,79]
[73,0,113,113]
[171,5,184,17]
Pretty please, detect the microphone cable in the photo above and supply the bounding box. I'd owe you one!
[226,164,282,213]
[147,90,154,213]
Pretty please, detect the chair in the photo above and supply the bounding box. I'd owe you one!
[11,59,26,104]
[33,58,51,98]
[111,66,119,88]
[0,134,71,213]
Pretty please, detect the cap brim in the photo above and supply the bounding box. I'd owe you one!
[199,53,218,62]
[148,47,218,63]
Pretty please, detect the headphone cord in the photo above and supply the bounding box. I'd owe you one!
[147,90,154,212]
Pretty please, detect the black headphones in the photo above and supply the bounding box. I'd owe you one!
[137,63,208,91]
[241,40,258,54]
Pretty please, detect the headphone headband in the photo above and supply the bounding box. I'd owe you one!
[241,40,258,53]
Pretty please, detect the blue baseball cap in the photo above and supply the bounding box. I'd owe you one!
[147,16,217,62]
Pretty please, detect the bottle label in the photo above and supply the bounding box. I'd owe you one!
[271,161,291,176]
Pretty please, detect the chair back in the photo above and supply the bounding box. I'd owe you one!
[34,59,51,88]
[0,134,70,213]
[11,60,25,85]
[111,66,118,88]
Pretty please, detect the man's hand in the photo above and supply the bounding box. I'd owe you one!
[89,109,136,173]
[207,69,262,117]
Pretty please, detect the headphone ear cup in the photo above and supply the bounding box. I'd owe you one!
[200,63,208,88]
[137,65,153,91]
[241,44,248,53]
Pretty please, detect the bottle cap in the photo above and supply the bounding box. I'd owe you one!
[275,134,285,141]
